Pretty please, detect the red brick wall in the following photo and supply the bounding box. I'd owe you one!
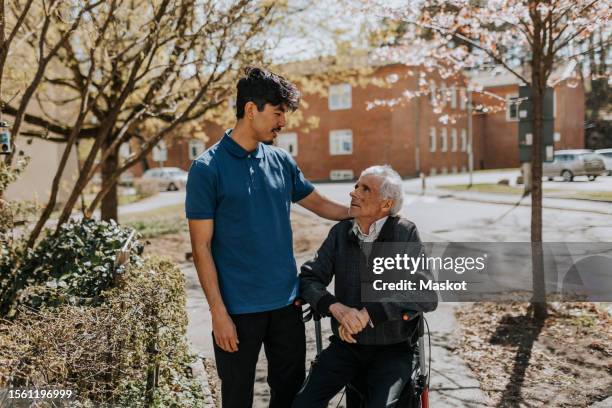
[283,65,472,180]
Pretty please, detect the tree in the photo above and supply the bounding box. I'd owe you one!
[1,0,279,246]
[361,0,611,319]
[1,0,103,167]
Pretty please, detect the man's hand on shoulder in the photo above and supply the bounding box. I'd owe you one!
[298,189,350,221]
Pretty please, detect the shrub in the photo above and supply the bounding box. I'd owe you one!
[0,218,144,317]
[0,257,204,407]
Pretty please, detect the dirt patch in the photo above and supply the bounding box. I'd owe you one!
[143,231,192,264]
[290,211,336,259]
[455,302,612,407]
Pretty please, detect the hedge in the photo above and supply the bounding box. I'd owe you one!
[0,257,205,407]
[1,218,144,317]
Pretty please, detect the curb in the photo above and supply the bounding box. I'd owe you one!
[190,354,217,407]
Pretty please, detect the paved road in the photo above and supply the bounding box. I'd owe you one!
[312,175,612,242]
[119,190,184,215]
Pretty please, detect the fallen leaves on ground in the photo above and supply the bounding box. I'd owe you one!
[455,302,612,407]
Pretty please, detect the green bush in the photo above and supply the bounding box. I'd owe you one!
[0,218,144,316]
[0,257,205,407]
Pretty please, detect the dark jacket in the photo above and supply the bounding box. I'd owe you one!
[299,216,438,345]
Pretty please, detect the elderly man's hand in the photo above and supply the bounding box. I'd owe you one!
[329,302,369,334]
[338,324,357,343]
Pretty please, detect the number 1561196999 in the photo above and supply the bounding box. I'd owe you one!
[7,388,74,400]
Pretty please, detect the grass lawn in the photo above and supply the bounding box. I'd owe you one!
[438,183,526,195]
[123,203,187,239]
[558,191,612,202]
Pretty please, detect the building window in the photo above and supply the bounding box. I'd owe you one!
[506,94,520,121]
[461,129,467,152]
[188,139,205,160]
[276,132,298,156]
[450,86,457,109]
[441,167,448,174]
[429,80,436,105]
[152,140,167,162]
[329,129,353,155]
[554,132,561,142]
[440,82,448,105]
[452,166,458,174]
[430,167,437,176]
[451,128,458,152]
[460,88,466,110]
[329,83,352,110]
[330,169,354,180]
[429,127,436,152]
[461,165,467,173]
[440,128,448,152]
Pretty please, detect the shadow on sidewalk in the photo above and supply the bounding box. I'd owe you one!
[489,311,546,408]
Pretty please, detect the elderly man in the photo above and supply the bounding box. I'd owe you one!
[292,165,438,408]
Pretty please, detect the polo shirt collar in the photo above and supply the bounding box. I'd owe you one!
[221,129,264,158]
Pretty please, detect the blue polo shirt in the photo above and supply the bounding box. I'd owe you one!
[185,130,315,314]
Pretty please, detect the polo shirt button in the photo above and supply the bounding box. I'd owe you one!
[248,154,251,158]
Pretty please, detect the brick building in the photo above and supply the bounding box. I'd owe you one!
[131,63,584,181]
[469,71,584,170]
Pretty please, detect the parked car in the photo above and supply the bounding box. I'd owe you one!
[595,148,612,176]
[543,149,605,182]
[142,167,188,191]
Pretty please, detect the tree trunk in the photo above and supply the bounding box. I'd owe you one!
[530,6,547,321]
[101,137,119,221]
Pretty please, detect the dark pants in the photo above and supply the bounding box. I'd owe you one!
[213,304,306,408]
[292,336,413,408]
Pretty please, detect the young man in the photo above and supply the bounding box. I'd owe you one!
[186,67,349,408]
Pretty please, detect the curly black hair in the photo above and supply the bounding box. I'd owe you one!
[235,66,300,119]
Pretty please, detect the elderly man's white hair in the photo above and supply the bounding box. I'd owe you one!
[360,165,404,215]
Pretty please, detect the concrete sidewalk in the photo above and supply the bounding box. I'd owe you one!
[426,303,491,407]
